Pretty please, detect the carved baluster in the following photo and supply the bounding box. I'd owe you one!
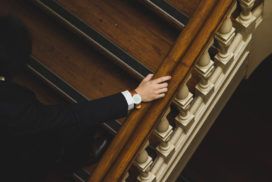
[195,47,215,102]
[235,0,256,39]
[238,0,255,24]
[154,107,175,162]
[150,77,194,174]
[174,75,194,133]
[215,9,236,72]
[134,141,155,182]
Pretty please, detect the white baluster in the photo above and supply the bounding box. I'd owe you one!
[134,141,156,182]
[156,141,175,163]
[154,108,175,162]
[154,108,173,142]
[195,47,215,102]
[174,75,194,133]
[238,0,255,24]
[215,10,236,72]
[235,0,256,39]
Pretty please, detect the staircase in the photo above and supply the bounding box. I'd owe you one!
[0,0,265,181]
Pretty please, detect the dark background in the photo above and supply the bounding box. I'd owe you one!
[180,54,272,182]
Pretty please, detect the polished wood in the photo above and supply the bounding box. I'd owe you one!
[89,1,219,181]
[57,0,179,72]
[103,0,235,180]
[0,0,138,102]
[166,0,201,17]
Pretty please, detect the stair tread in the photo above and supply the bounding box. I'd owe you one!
[0,0,138,101]
[57,0,179,72]
[166,0,201,17]
[141,0,202,29]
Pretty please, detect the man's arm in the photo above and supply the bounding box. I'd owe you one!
[9,74,171,135]
[16,92,128,135]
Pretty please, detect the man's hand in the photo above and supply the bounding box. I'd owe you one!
[135,74,171,102]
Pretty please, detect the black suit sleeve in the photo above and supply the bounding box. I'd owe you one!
[17,92,128,134]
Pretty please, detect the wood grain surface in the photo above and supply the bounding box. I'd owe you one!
[166,0,201,16]
[57,0,179,72]
[0,0,138,101]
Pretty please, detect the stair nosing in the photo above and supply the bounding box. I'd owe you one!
[143,0,189,29]
[33,0,152,79]
[143,0,218,53]
[28,56,121,134]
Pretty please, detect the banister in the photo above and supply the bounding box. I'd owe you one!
[89,1,225,181]
[102,0,235,181]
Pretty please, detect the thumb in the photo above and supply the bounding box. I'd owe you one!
[143,74,154,81]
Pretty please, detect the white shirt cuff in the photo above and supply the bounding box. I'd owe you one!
[121,90,134,110]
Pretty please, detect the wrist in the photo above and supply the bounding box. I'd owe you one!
[129,89,142,109]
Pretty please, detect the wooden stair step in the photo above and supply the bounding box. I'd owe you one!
[0,0,137,105]
[142,0,200,28]
[33,0,151,79]
[28,58,123,134]
[28,58,87,103]
[141,0,218,63]
[166,0,201,17]
[141,0,189,28]
[34,0,179,75]
[0,0,136,128]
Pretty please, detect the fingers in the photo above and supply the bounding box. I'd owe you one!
[143,74,154,82]
[155,88,168,94]
[155,93,165,99]
[156,82,168,89]
[139,74,171,102]
[152,76,171,84]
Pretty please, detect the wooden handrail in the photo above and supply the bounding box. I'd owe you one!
[89,1,218,181]
[103,0,235,181]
